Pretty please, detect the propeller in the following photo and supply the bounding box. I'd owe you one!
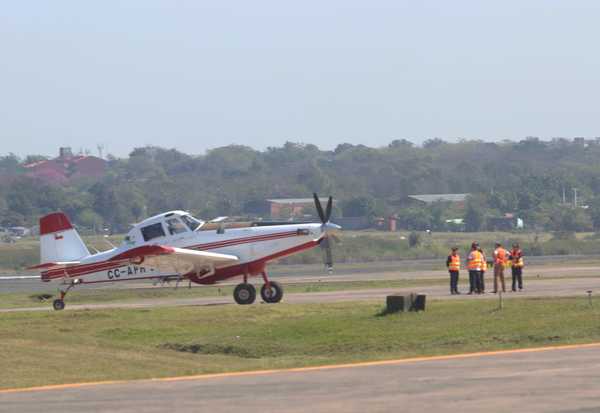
[313,193,341,274]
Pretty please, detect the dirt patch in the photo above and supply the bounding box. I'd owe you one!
[159,342,261,358]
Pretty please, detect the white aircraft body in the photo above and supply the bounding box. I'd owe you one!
[24,195,340,310]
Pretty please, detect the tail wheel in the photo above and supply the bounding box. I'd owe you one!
[261,281,283,303]
[52,299,65,311]
[233,283,256,305]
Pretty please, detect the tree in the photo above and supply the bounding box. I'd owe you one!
[0,153,21,175]
[464,200,484,232]
[23,155,49,164]
[341,197,376,218]
[590,197,600,230]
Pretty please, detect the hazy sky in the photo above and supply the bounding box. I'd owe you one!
[2,1,600,157]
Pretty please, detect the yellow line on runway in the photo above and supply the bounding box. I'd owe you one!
[4,341,600,394]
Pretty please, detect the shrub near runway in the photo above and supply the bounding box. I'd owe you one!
[2,297,600,389]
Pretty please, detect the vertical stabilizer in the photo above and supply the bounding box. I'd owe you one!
[39,212,90,263]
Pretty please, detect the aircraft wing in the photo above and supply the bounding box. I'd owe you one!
[111,245,239,274]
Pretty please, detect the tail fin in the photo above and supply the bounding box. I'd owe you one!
[39,212,90,264]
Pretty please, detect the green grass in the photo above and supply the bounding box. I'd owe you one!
[2,297,600,389]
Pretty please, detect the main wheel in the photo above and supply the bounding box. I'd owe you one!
[233,283,256,305]
[261,281,283,303]
[52,299,65,311]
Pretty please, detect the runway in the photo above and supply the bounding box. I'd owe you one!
[2,343,600,412]
[3,255,600,294]
[2,274,600,313]
[3,260,600,411]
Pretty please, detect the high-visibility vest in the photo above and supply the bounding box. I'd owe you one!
[511,249,524,268]
[494,248,508,265]
[467,250,483,270]
[480,252,487,271]
[449,254,460,271]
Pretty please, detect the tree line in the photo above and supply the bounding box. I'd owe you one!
[1,137,600,233]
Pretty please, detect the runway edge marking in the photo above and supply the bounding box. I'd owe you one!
[3,341,600,394]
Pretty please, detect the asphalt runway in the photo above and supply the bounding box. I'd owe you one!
[3,254,600,294]
[3,343,600,412]
[2,271,600,313]
[0,267,600,313]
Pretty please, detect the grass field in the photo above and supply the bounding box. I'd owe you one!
[2,297,600,390]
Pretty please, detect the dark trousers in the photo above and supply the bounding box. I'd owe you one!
[512,267,523,290]
[479,271,486,292]
[449,270,459,293]
[469,270,480,293]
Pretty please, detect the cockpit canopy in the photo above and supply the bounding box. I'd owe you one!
[123,211,204,245]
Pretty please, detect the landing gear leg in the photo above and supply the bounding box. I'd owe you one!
[53,280,79,311]
[260,271,283,303]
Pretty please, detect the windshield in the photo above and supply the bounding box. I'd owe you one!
[166,217,188,235]
[181,215,203,231]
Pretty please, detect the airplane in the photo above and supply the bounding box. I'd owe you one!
[21,194,341,310]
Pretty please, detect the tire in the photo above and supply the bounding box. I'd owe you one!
[261,281,283,303]
[52,299,65,311]
[233,283,256,305]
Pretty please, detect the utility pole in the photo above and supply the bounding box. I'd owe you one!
[573,188,578,208]
[562,187,566,204]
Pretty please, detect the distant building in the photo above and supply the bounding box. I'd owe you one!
[24,147,107,185]
[392,193,469,209]
[407,193,469,204]
[266,198,334,219]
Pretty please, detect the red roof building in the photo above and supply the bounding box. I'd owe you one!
[24,147,107,185]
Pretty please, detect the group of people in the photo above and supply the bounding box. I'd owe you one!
[446,242,524,295]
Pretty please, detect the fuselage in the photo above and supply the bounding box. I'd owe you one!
[41,210,324,285]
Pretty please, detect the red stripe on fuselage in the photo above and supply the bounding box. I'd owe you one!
[42,259,130,280]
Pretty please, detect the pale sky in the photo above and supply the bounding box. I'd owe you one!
[1,1,600,157]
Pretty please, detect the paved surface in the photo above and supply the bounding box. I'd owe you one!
[3,255,600,293]
[3,344,600,412]
[2,274,600,313]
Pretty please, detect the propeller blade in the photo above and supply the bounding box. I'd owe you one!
[320,237,333,273]
[313,193,326,223]
[325,196,333,222]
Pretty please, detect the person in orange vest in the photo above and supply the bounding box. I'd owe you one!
[446,247,461,294]
[478,246,487,294]
[510,243,524,291]
[493,242,508,293]
[467,242,484,294]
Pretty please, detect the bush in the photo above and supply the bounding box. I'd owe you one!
[408,232,421,248]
